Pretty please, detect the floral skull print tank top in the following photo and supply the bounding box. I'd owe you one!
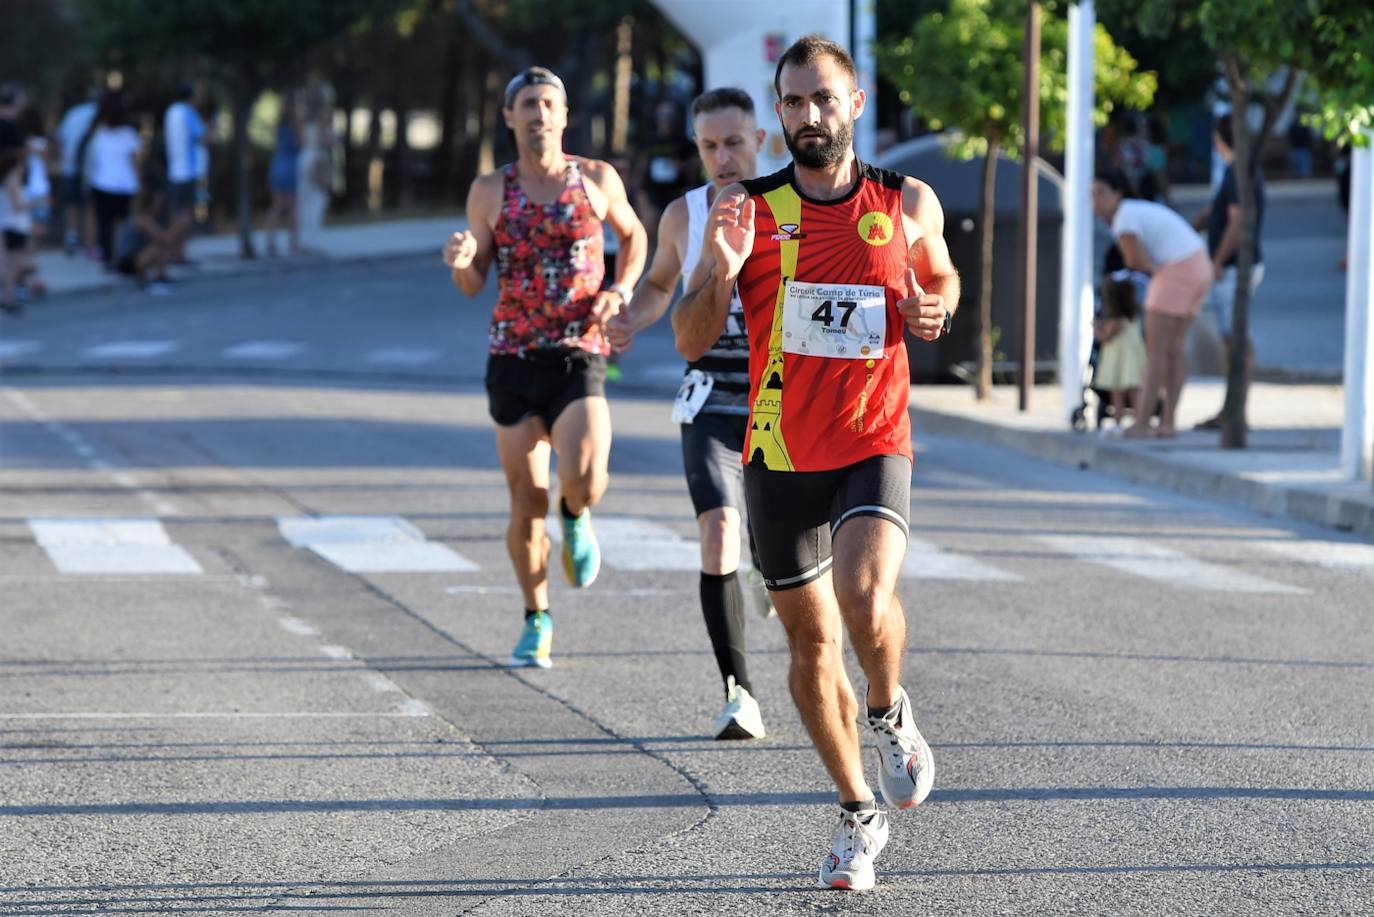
[489,157,607,355]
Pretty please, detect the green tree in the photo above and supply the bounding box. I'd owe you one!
[81,0,407,257]
[878,0,1154,399]
[1103,0,1374,447]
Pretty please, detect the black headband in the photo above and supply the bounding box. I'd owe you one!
[504,68,567,109]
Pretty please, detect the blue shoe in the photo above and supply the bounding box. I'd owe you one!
[560,507,601,588]
[508,612,552,668]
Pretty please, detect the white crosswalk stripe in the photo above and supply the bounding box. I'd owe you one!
[222,341,306,360]
[28,518,203,574]
[364,348,442,366]
[902,537,1022,581]
[0,340,41,359]
[1036,534,1306,594]
[1253,538,1374,571]
[277,515,478,573]
[546,514,702,570]
[81,341,180,359]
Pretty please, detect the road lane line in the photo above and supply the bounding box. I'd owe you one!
[81,340,180,359]
[222,341,306,360]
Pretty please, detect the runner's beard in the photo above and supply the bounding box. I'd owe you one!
[784,119,854,168]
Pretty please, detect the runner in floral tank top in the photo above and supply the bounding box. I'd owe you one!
[490,157,608,356]
[442,67,646,670]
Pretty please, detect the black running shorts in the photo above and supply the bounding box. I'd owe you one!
[485,349,607,429]
[680,411,748,517]
[743,454,911,591]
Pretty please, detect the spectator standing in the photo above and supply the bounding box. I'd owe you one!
[85,92,142,267]
[295,80,335,253]
[55,91,98,256]
[1192,116,1266,431]
[1091,169,1212,439]
[264,90,302,256]
[0,143,30,312]
[164,82,208,263]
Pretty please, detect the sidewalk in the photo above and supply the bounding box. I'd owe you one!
[33,214,466,298]
[910,379,1374,541]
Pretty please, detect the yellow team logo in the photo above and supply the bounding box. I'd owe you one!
[857,211,894,247]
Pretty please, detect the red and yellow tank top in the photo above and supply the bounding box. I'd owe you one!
[736,162,911,472]
[490,157,607,355]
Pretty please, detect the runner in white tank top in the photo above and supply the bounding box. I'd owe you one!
[606,88,771,741]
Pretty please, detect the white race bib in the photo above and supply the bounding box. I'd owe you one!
[780,281,887,360]
[671,369,714,424]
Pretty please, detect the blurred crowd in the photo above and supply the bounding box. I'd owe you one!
[0,77,338,312]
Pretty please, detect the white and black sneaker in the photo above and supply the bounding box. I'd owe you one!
[818,806,889,891]
[712,676,766,740]
[867,686,934,810]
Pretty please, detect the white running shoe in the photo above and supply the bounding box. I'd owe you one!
[866,686,935,810]
[818,806,889,891]
[712,676,766,740]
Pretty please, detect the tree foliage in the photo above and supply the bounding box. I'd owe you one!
[876,0,1156,160]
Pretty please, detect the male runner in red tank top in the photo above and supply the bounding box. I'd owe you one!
[674,36,959,891]
[443,67,646,670]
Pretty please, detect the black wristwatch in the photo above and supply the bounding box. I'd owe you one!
[941,309,953,336]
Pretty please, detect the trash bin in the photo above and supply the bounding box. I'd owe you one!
[875,135,1064,383]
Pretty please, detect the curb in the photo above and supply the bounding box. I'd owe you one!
[912,405,1374,541]
[36,245,442,304]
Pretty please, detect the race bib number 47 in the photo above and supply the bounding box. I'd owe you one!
[781,281,887,359]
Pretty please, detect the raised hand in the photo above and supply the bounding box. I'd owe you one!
[896,267,948,341]
[442,230,478,271]
[707,191,755,281]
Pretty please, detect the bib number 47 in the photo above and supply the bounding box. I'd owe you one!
[810,299,858,329]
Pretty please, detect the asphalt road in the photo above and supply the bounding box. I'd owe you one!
[1,260,1370,915]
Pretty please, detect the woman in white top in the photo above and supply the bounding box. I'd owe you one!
[1092,170,1212,438]
[85,92,142,266]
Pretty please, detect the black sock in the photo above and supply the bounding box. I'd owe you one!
[525,608,548,620]
[868,701,899,721]
[559,498,578,519]
[699,571,749,694]
[841,798,878,814]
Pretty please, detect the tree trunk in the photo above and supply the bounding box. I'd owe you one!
[396,102,413,211]
[1218,58,1301,448]
[433,11,465,203]
[976,137,999,400]
[231,82,257,259]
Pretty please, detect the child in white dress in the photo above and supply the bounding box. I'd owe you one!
[1094,271,1148,431]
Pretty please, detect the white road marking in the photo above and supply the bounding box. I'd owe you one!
[277,616,320,637]
[364,347,441,366]
[81,341,179,359]
[546,514,702,570]
[0,340,41,359]
[222,341,306,360]
[28,518,202,575]
[1253,538,1374,571]
[902,537,1022,581]
[277,515,479,573]
[319,645,353,660]
[0,710,431,720]
[1037,534,1306,594]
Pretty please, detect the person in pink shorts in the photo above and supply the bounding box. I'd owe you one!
[1092,170,1211,438]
